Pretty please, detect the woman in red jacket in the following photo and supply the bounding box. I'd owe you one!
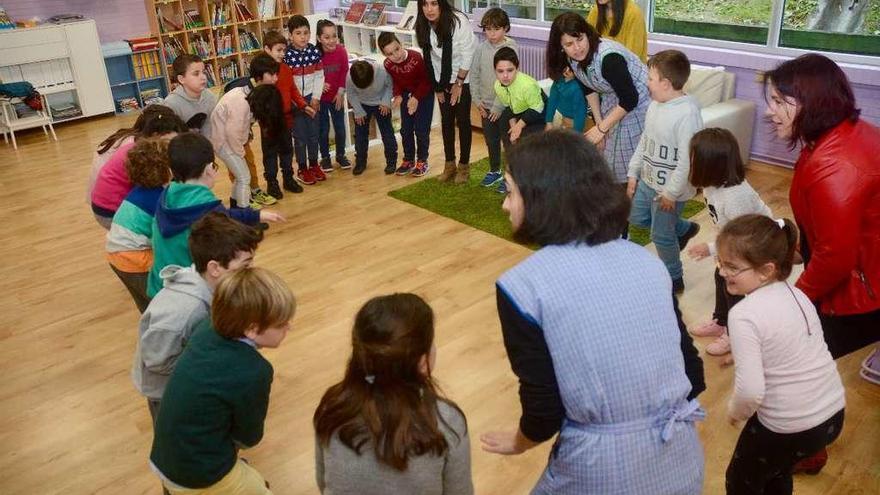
[764,53,880,472]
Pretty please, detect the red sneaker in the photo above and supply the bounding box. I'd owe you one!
[792,448,828,475]
[297,168,317,185]
[310,164,327,181]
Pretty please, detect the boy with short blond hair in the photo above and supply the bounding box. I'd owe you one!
[150,267,295,494]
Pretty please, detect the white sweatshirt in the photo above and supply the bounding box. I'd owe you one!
[727,281,845,434]
[428,11,476,85]
[704,180,772,256]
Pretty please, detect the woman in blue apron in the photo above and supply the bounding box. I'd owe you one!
[546,12,649,184]
[481,130,704,494]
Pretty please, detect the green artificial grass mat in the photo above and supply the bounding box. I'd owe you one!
[388,157,706,248]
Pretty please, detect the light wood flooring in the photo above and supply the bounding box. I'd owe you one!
[0,115,877,494]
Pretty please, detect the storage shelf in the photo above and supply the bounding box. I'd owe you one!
[111,80,138,87]
[137,75,167,83]
[40,83,78,95]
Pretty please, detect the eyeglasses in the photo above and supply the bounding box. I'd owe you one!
[716,261,753,278]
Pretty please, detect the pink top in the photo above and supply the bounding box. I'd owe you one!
[91,141,136,212]
[320,45,349,103]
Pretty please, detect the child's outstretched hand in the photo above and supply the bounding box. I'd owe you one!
[626,177,637,198]
[259,210,286,223]
[406,96,418,116]
[687,242,711,261]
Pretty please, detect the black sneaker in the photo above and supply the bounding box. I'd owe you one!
[283,178,304,194]
[320,157,334,173]
[678,222,701,250]
[384,163,397,175]
[672,278,685,294]
[353,163,367,176]
[266,181,283,200]
[255,222,270,232]
[337,155,352,169]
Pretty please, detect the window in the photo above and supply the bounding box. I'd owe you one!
[653,0,773,44]
[466,0,540,21]
[779,0,880,56]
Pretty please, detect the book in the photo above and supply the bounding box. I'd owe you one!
[234,1,255,22]
[345,2,368,24]
[183,9,205,29]
[127,37,159,52]
[141,88,163,106]
[397,1,418,30]
[258,0,275,18]
[361,3,386,27]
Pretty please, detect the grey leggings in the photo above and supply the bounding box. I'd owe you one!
[216,146,251,206]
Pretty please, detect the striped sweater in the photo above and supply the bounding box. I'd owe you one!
[106,186,163,273]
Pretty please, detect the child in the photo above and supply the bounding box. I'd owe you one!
[316,19,352,172]
[626,49,703,293]
[544,66,587,133]
[686,128,772,359]
[163,54,217,136]
[279,15,325,185]
[147,133,283,297]
[260,30,302,196]
[150,267,295,494]
[314,293,473,494]
[91,109,186,229]
[719,215,845,494]
[210,53,280,209]
[105,139,171,313]
[133,211,261,422]
[379,32,434,177]
[470,8,518,189]
[346,59,397,176]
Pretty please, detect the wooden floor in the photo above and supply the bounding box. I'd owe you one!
[0,115,877,495]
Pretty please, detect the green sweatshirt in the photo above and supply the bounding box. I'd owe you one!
[493,72,545,116]
[150,320,273,488]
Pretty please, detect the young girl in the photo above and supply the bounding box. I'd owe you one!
[719,214,845,494]
[248,84,296,198]
[91,108,186,229]
[105,139,172,313]
[316,19,352,172]
[544,66,587,132]
[686,128,772,359]
[314,293,473,495]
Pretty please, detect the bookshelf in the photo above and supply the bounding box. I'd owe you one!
[102,42,169,114]
[145,0,311,89]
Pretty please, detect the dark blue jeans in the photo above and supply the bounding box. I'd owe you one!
[354,105,397,167]
[400,92,434,162]
[318,100,347,160]
[261,130,293,182]
[292,95,319,169]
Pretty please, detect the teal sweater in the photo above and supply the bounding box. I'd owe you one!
[150,320,273,488]
[545,78,587,132]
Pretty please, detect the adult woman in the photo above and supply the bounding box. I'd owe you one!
[765,53,880,473]
[586,0,648,62]
[481,130,704,494]
[547,12,649,184]
[415,0,477,184]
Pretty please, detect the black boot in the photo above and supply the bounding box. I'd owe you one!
[282,174,303,193]
[266,180,283,200]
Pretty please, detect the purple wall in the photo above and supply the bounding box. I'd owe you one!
[3,0,150,43]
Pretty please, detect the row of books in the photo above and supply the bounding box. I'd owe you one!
[205,63,217,88]
[345,2,387,27]
[141,88,164,106]
[216,32,235,56]
[133,51,163,79]
[210,2,232,26]
[219,62,240,84]
[156,7,183,33]
[190,33,213,58]
[162,37,185,65]
[116,96,140,113]
[184,9,205,29]
[258,0,276,18]
[127,37,160,52]
[239,30,261,51]
[234,1,256,22]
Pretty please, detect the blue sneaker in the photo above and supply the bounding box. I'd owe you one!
[496,180,508,194]
[480,171,503,187]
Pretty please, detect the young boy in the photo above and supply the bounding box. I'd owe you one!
[211,53,282,209]
[164,54,217,137]
[470,8,518,189]
[492,47,545,193]
[147,132,284,297]
[260,30,302,195]
[133,211,262,422]
[544,66,587,132]
[150,267,295,494]
[278,15,325,185]
[346,59,397,176]
[626,49,703,293]
[379,32,433,178]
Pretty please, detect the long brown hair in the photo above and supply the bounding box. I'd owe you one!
[96,104,177,155]
[547,12,601,80]
[594,0,627,37]
[313,293,465,471]
[717,215,799,280]
[415,0,462,50]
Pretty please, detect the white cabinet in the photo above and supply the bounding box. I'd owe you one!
[0,20,114,123]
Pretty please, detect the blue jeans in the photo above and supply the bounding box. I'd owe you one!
[629,179,693,280]
[400,92,434,162]
[318,100,346,160]
[354,105,398,167]
[292,95,320,169]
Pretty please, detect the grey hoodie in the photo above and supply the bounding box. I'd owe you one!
[470,36,518,111]
[163,85,218,138]
[131,264,213,400]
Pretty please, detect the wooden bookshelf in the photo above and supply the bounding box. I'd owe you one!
[144,0,311,90]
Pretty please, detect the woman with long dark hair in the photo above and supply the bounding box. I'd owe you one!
[764,53,880,472]
[586,0,648,61]
[314,293,473,494]
[547,12,649,184]
[415,0,477,184]
[482,130,705,494]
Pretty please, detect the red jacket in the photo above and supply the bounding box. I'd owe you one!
[276,64,308,129]
[790,118,880,316]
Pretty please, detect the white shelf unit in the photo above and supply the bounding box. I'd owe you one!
[0,20,115,124]
[305,13,438,155]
